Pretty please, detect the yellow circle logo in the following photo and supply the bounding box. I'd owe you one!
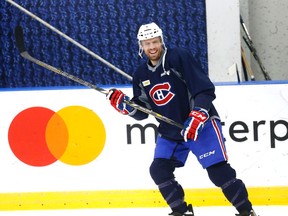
[8,106,106,166]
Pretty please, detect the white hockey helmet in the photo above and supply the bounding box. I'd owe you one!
[137,22,166,57]
[137,22,163,41]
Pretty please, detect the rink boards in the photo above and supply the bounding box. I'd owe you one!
[0,83,287,210]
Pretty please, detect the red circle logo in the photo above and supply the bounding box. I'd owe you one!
[8,106,106,167]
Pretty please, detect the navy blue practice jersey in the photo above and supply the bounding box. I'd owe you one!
[131,47,219,141]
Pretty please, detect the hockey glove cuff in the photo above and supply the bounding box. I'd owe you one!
[107,89,135,115]
[181,107,209,142]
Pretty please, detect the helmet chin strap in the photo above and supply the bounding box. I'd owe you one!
[138,43,144,58]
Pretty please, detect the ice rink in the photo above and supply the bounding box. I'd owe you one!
[0,206,287,216]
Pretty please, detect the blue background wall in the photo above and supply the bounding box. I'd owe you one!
[0,0,207,87]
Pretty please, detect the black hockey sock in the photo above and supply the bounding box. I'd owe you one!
[206,162,253,214]
[158,179,187,213]
[221,178,252,213]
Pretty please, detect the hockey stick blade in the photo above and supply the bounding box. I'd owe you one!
[14,25,26,53]
[7,0,133,81]
[14,26,183,129]
[14,25,107,94]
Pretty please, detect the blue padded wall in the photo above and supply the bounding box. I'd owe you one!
[0,0,207,87]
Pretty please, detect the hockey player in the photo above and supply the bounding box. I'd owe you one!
[107,22,257,216]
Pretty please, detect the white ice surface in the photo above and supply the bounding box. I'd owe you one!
[0,206,286,216]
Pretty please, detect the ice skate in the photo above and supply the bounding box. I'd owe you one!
[236,209,257,216]
[168,204,194,216]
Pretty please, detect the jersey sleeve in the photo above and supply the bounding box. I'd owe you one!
[173,48,216,111]
[128,69,150,120]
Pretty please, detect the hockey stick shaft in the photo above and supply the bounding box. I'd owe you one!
[243,37,271,81]
[240,15,271,80]
[240,16,252,42]
[241,47,255,81]
[22,51,108,94]
[14,26,183,129]
[6,0,133,81]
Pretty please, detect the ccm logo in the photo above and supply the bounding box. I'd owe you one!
[199,150,216,159]
[190,111,208,121]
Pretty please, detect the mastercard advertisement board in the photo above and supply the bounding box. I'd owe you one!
[8,106,106,167]
[0,84,288,208]
[0,87,159,193]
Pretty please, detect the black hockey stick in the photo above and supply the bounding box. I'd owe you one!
[14,26,183,129]
[240,15,271,80]
[6,0,133,81]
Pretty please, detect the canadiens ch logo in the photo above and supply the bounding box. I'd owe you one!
[149,82,175,106]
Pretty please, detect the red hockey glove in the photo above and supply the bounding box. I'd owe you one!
[181,107,209,142]
[107,89,134,115]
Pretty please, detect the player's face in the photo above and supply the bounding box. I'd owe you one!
[141,37,163,65]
